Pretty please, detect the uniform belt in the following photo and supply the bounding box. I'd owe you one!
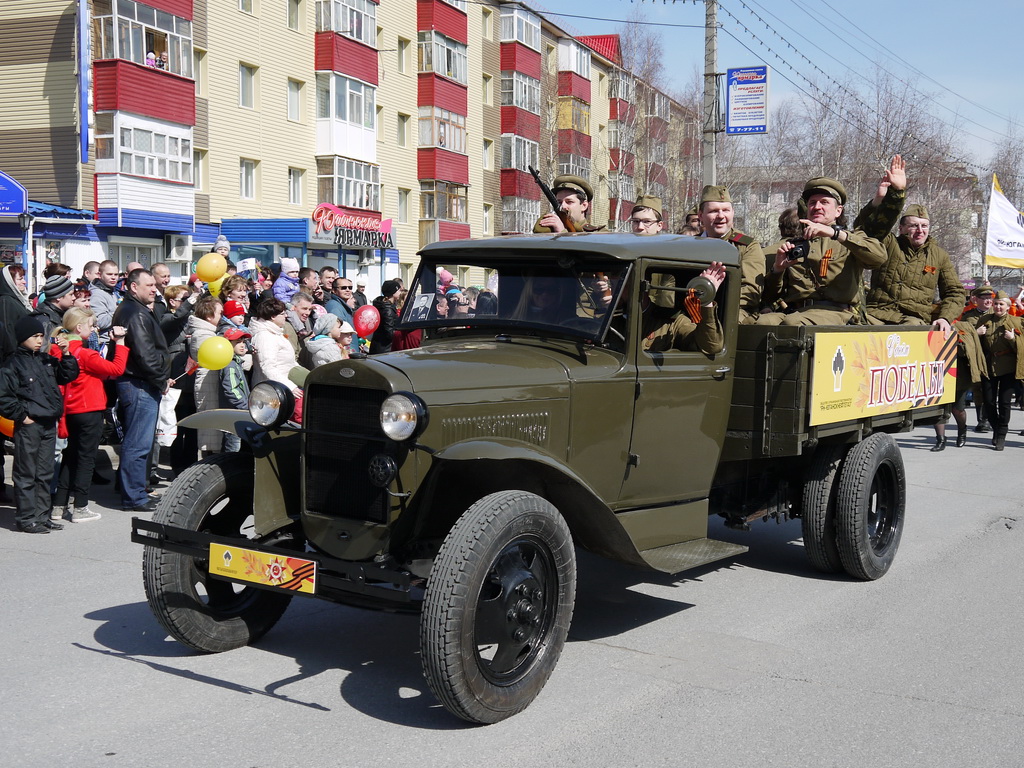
[786,299,852,312]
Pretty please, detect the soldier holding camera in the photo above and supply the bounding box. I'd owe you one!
[758,177,886,326]
[855,155,965,331]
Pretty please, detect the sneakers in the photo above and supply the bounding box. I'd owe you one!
[68,506,102,523]
[51,505,66,521]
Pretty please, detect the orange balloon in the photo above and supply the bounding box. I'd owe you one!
[0,417,13,438]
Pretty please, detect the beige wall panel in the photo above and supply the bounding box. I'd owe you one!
[0,13,75,66]
[590,59,611,226]
[0,1,74,21]
[204,1,316,224]
[376,0,420,265]
[0,63,77,131]
[0,127,79,206]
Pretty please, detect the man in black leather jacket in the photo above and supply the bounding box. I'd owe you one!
[112,269,170,512]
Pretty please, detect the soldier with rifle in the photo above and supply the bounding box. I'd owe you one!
[529,168,604,233]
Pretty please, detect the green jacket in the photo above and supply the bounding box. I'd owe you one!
[856,188,965,324]
[703,228,764,324]
[762,230,886,307]
[977,313,1024,379]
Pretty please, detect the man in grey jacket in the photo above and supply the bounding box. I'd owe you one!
[91,260,121,343]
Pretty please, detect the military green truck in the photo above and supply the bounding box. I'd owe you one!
[133,233,951,724]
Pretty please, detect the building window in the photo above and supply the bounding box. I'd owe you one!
[417,31,468,85]
[418,106,467,154]
[239,0,254,12]
[240,159,257,199]
[482,74,492,105]
[317,156,380,210]
[558,153,591,179]
[289,168,303,205]
[91,0,193,78]
[440,0,467,10]
[483,204,492,236]
[558,97,590,133]
[483,139,493,170]
[608,119,635,150]
[193,148,207,192]
[482,7,493,39]
[420,181,467,222]
[118,125,192,183]
[650,92,670,120]
[608,172,635,204]
[239,63,257,109]
[558,39,591,78]
[397,37,410,74]
[287,79,303,121]
[108,244,155,270]
[500,70,541,114]
[501,196,540,234]
[315,0,376,48]
[398,188,410,223]
[500,6,540,51]
[501,134,539,172]
[193,48,207,96]
[288,0,301,30]
[315,73,376,129]
[609,71,635,102]
[397,113,410,147]
[95,113,114,160]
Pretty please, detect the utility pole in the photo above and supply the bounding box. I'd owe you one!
[702,0,718,186]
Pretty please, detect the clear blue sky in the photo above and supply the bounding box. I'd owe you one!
[538,0,1021,171]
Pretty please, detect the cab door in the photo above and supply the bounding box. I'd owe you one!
[617,261,737,506]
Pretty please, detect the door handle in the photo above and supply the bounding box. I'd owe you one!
[713,366,731,379]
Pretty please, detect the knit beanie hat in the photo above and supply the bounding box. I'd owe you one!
[43,274,74,300]
[223,300,246,319]
[313,312,340,337]
[213,234,231,252]
[281,257,300,275]
[15,315,45,344]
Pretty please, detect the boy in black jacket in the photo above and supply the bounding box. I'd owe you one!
[0,316,79,533]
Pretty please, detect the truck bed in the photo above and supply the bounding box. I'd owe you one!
[721,324,949,462]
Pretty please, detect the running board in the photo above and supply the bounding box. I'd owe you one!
[638,538,748,574]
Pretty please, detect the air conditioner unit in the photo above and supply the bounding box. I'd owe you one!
[164,234,192,261]
[357,251,377,267]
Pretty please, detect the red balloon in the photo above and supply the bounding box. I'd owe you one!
[353,304,380,337]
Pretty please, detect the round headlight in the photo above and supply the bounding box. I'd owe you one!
[380,392,428,442]
[249,381,295,428]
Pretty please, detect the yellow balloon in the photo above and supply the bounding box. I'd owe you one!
[207,276,226,296]
[197,336,234,371]
[196,252,227,282]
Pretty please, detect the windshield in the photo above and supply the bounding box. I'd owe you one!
[399,252,631,345]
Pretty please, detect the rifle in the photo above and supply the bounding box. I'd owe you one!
[528,165,579,233]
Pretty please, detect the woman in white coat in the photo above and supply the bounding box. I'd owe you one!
[187,295,224,455]
[249,297,308,396]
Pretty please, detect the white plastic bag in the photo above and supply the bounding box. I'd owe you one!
[155,388,182,447]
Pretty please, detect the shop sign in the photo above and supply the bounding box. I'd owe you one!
[0,170,27,216]
[309,203,395,249]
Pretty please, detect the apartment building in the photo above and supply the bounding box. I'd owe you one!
[0,0,698,290]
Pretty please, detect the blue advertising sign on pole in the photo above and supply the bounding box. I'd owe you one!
[725,65,770,135]
[0,170,27,216]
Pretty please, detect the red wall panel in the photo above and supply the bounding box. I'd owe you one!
[500,169,542,199]
[418,148,469,184]
[608,199,632,221]
[418,73,468,114]
[93,60,195,125]
[499,106,540,140]
[609,98,635,122]
[609,149,635,176]
[438,221,471,241]
[140,0,192,20]
[500,42,541,80]
[315,33,378,85]
[557,71,590,103]
[557,130,591,157]
[417,0,468,43]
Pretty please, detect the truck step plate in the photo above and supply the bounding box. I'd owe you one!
[209,543,317,594]
[639,538,748,574]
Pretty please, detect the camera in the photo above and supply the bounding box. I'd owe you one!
[786,238,811,261]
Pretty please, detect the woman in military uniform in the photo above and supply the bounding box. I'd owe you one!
[975,291,1024,450]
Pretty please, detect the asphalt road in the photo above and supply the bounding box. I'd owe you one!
[2,424,1021,768]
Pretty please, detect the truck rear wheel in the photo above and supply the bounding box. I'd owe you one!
[801,443,848,574]
[420,491,576,724]
[142,453,293,653]
[835,433,906,580]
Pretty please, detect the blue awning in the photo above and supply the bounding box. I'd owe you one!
[28,200,95,219]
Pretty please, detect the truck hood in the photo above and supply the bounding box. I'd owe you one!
[372,338,624,405]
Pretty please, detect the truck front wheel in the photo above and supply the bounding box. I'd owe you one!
[835,433,906,580]
[420,491,576,724]
[142,453,294,653]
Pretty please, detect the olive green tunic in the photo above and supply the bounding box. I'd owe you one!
[702,229,764,324]
[855,188,965,324]
[641,304,723,356]
[977,313,1024,379]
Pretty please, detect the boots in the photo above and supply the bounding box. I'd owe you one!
[976,418,991,433]
[930,436,946,452]
[956,429,968,447]
[993,436,1006,451]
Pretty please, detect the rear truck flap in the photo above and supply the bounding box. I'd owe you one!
[723,324,955,461]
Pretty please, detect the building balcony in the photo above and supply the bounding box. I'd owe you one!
[93,59,195,126]
[315,32,378,85]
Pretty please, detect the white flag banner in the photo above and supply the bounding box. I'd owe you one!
[985,174,1024,267]
[236,257,258,273]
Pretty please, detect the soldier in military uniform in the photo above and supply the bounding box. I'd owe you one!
[961,285,995,432]
[854,155,965,330]
[757,177,886,326]
[640,262,726,356]
[629,195,667,235]
[684,207,703,235]
[975,291,1024,450]
[696,185,764,324]
[533,175,604,234]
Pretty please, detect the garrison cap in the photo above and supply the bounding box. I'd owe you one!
[686,206,699,218]
[995,290,1010,301]
[802,177,847,206]
[971,285,996,298]
[552,174,593,202]
[903,203,929,221]
[700,185,732,205]
[632,194,663,216]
